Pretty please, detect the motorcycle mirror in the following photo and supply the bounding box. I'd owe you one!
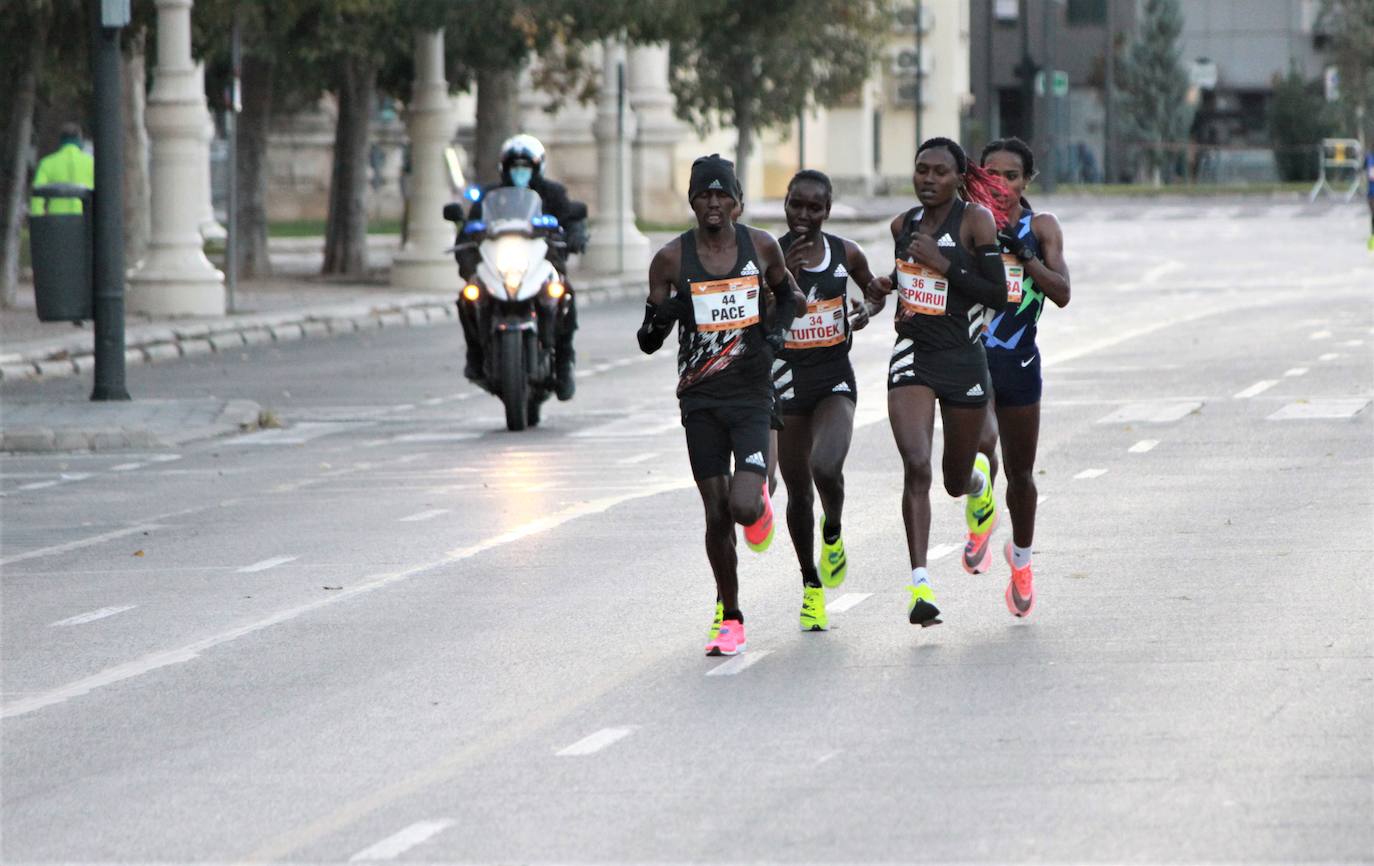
[442,203,464,223]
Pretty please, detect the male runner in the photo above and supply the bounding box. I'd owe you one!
[638,154,798,656]
[774,170,887,631]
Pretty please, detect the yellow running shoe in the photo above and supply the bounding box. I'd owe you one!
[965,452,997,535]
[800,586,829,631]
[908,581,942,627]
[818,516,848,588]
[705,601,724,645]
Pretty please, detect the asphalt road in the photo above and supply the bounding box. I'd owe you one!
[2,201,1372,864]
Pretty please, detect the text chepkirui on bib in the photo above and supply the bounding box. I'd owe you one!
[691,277,761,332]
[1002,254,1024,304]
[785,296,846,349]
[895,259,948,316]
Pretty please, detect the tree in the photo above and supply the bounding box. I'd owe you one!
[665,0,890,192]
[1116,0,1194,185]
[1318,0,1374,140]
[1269,66,1333,182]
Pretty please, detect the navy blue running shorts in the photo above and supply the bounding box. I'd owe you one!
[986,348,1042,407]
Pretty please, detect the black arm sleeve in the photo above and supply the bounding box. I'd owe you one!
[764,274,797,352]
[946,245,1007,308]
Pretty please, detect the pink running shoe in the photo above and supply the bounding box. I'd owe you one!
[962,512,998,574]
[705,619,747,656]
[1004,540,1035,618]
[743,482,775,553]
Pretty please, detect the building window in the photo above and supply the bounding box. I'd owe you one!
[994,0,1018,25]
[1066,0,1106,25]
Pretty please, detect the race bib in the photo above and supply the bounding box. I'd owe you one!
[1002,254,1024,304]
[691,276,761,332]
[784,296,846,349]
[895,259,948,316]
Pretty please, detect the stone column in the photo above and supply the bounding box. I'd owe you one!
[628,43,683,224]
[581,40,650,275]
[129,0,224,316]
[392,29,458,291]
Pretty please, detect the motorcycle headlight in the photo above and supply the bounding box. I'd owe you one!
[494,236,528,295]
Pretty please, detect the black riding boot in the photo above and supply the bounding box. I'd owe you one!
[458,300,483,382]
[554,293,577,401]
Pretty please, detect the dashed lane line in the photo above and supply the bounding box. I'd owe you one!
[825,593,872,614]
[348,820,455,862]
[398,509,450,523]
[1128,440,1160,453]
[1234,380,1278,399]
[928,543,960,561]
[555,726,637,756]
[1074,468,1109,480]
[1283,367,1309,377]
[49,605,138,627]
[706,650,773,677]
[236,556,298,573]
[0,523,167,568]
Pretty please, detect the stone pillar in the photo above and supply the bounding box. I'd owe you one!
[628,43,683,224]
[581,40,650,276]
[129,0,224,316]
[197,63,226,241]
[392,29,458,291]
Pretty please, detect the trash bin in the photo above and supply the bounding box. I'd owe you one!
[29,183,93,322]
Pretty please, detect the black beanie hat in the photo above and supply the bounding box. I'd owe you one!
[689,154,739,201]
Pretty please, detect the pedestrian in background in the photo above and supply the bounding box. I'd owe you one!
[30,123,93,216]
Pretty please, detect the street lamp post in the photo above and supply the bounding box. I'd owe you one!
[90,0,131,401]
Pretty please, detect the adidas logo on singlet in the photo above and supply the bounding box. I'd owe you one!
[937,233,956,248]
[740,260,760,276]
[833,263,848,278]
[744,451,766,468]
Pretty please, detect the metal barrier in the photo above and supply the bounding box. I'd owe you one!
[1309,138,1364,202]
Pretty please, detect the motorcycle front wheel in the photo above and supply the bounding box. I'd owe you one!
[498,329,529,432]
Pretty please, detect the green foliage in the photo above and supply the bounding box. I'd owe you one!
[1269,66,1334,182]
[1115,0,1194,180]
[666,0,890,142]
[1318,0,1374,139]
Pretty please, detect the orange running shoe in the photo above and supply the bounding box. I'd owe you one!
[743,482,775,553]
[1004,540,1035,618]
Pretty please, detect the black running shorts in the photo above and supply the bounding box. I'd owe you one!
[777,363,857,417]
[987,347,1042,407]
[887,337,991,407]
[682,405,772,480]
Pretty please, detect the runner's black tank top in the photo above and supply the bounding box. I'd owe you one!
[892,198,991,352]
[675,224,771,409]
[777,232,852,370]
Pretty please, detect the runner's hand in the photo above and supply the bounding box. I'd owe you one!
[864,275,892,302]
[784,237,815,277]
[848,297,870,332]
[997,229,1030,261]
[907,233,947,272]
[764,328,786,354]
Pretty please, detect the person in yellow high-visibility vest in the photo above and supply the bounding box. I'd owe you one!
[29,123,94,215]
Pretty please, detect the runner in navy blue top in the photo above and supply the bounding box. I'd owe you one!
[970,137,1071,619]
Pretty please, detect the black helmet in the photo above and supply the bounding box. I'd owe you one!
[499,134,546,186]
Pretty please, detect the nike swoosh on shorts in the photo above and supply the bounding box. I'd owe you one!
[1020,355,1037,368]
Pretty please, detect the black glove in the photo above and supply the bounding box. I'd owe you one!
[637,300,683,354]
[997,229,1032,262]
[764,328,786,354]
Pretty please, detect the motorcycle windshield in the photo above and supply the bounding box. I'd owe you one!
[481,187,543,235]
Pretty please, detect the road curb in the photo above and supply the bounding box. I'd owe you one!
[1,276,639,385]
[0,398,263,453]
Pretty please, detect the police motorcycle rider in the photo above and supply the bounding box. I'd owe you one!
[457,134,588,400]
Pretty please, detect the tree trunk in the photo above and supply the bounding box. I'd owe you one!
[121,27,150,271]
[732,89,755,205]
[474,67,520,186]
[322,56,376,276]
[0,38,42,309]
[236,54,274,278]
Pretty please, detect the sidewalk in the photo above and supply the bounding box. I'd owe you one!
[0,239,641,453]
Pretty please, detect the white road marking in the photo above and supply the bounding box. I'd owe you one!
[50,605,138,627]
[348,820,455,861]
[1097,401,1201,424]
[1234,380,1278,399]
[110,462,144,472]
[928,543,960,561]
[572,412,681,439]
[555,726,636,756]
[816,750,842,766]
[389,432,481,444]
[149,454,182,463]
[0,479,698,720]
[617,452,658,465]
[390,404,416,412]
[228,422,370,446]
[706,650,773,676]
[1128,439,1160,453]
[398,509,450,523]
[1318,353,1340,362]
[236,555,298,573]
[1309,330,1332,339]
[1340,339,1364,347]
[1283,367,1309,377]
[17,480,60,490]
[421,397,445,406]
[1074,468,1109,480]
[1037,495,1048,505]
[1267,399,1370,421]
[0,523,164,567]
[825,593,872,613]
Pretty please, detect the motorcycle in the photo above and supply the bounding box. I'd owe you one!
[444,187,579,431]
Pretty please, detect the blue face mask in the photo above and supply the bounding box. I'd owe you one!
[509,166,533,188]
